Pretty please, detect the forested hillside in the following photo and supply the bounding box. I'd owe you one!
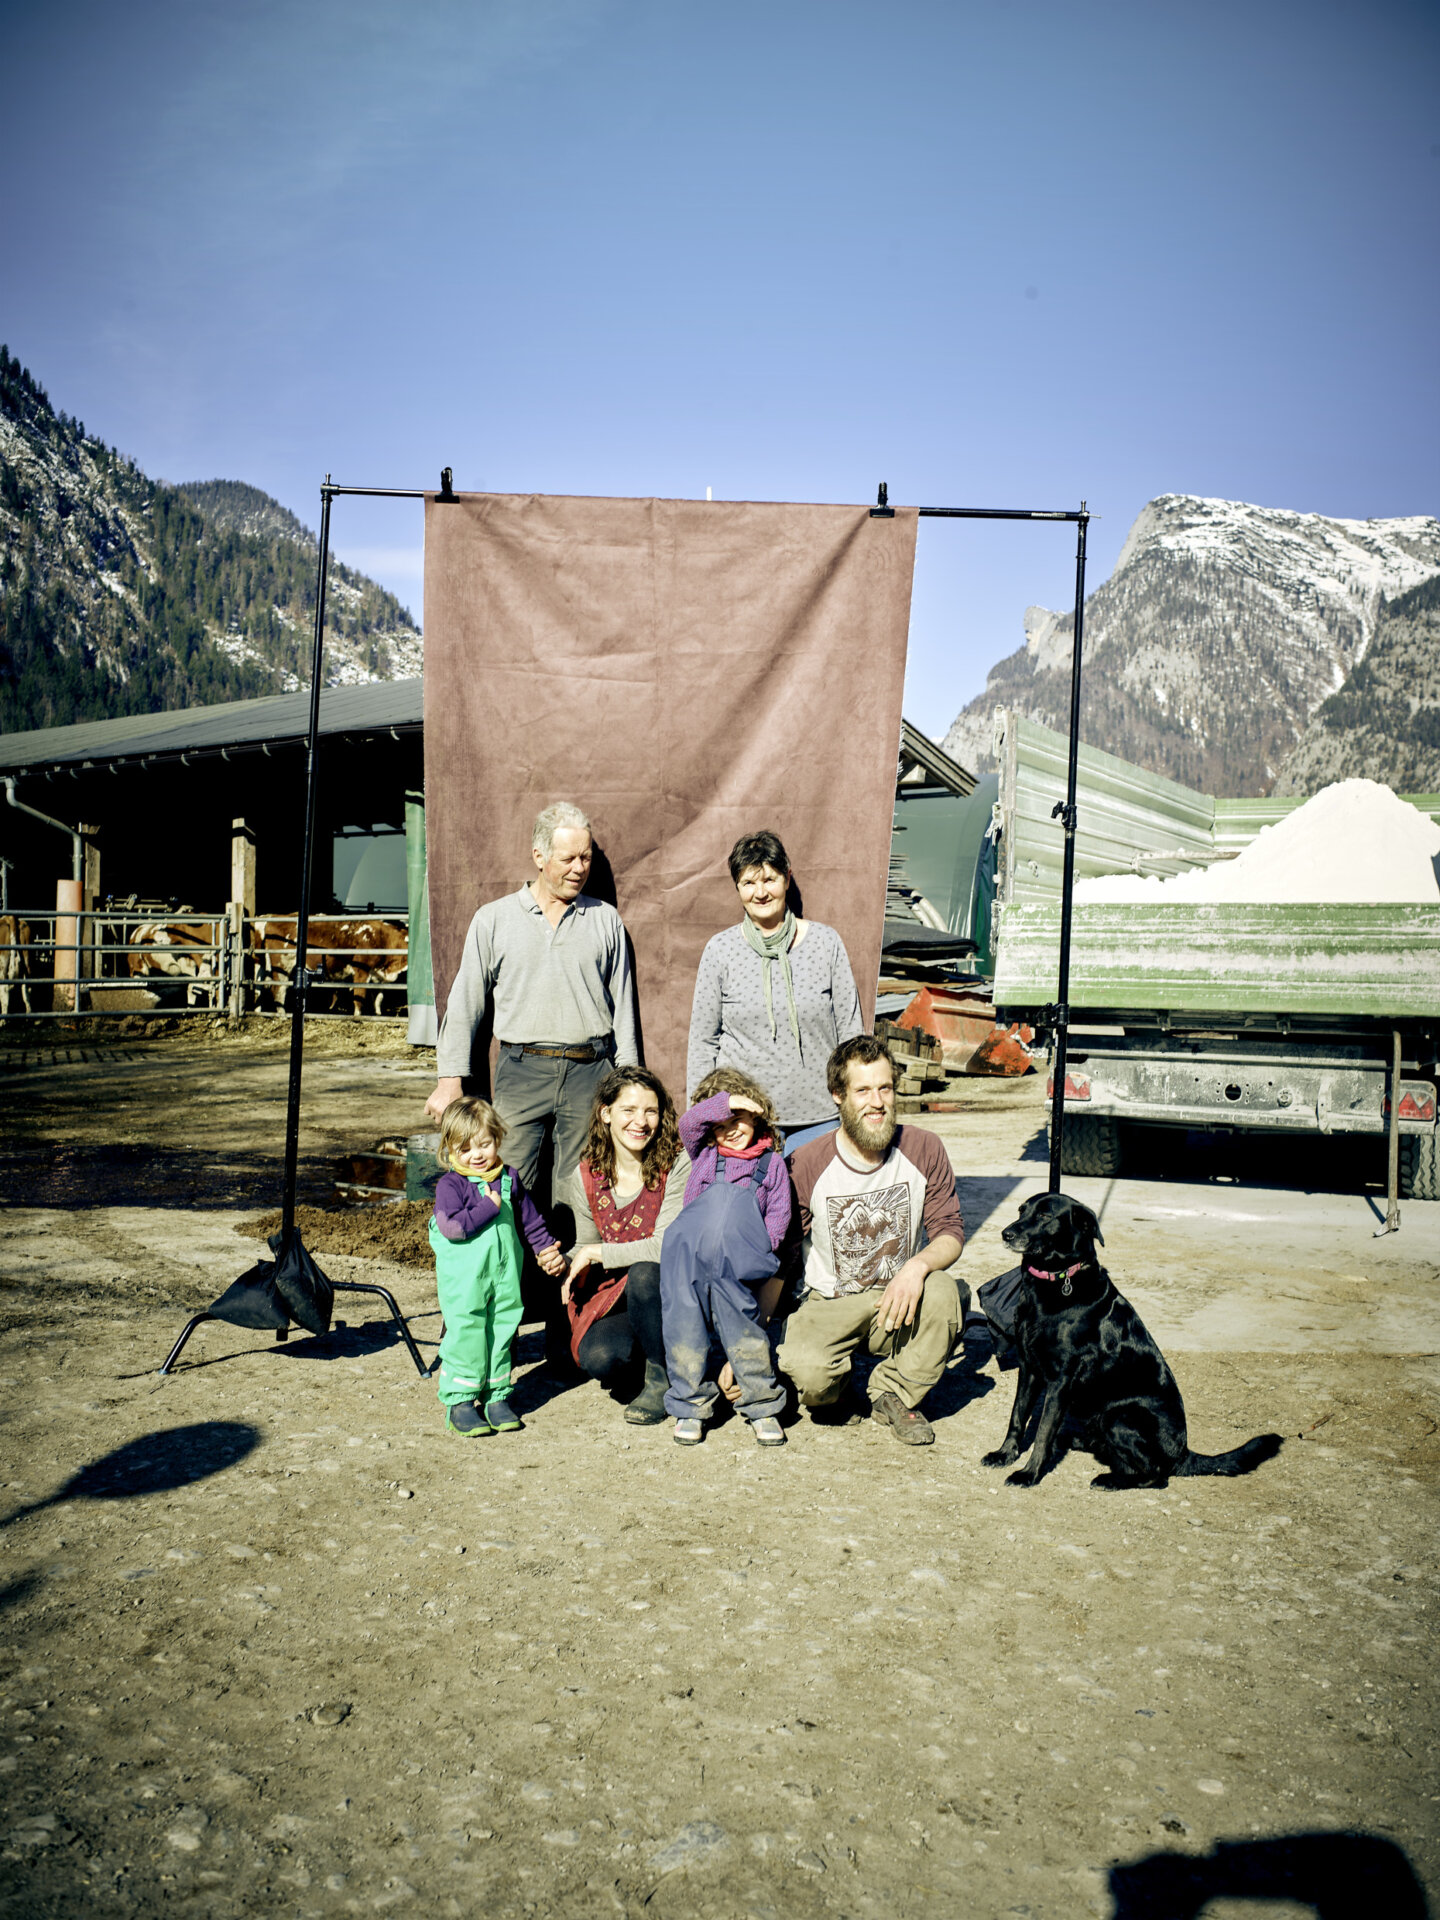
[0,347,421,736]
[1274,573,1440,795]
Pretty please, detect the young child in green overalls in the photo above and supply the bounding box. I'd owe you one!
[430,1096,564,1437]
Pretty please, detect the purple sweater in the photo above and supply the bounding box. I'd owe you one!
[433,1166,556,1255]
[678,1092,792,1251]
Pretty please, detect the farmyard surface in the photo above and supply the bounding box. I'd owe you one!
[0,1029,1436,1917]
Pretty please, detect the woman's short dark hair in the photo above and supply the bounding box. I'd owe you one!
[728,830,791,886]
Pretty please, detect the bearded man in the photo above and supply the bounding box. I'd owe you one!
[777,1034,966,1445]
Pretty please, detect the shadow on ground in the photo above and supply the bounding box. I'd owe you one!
[0,1141,334,1210]
[1108,1829,1431,1917]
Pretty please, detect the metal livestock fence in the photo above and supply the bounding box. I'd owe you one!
[0,909,411,1020]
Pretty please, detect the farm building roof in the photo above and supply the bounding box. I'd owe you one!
[0,678,424,774]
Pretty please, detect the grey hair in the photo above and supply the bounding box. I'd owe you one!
[532,801,592,857]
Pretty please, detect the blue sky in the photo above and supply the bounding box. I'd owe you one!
[4,0,1437,739]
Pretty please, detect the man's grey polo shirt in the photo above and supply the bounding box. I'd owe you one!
[435,885,639,1077]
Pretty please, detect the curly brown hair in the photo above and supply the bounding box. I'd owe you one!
[691,1066,784,1153]
[582,1066,681,1191]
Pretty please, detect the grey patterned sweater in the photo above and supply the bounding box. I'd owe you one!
[686,921,863,1127]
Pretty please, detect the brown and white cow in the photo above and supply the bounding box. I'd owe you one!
[0,916,32,1017]
[127,920,220,1007]
[254,916,407,1016]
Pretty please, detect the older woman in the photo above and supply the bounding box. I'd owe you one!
[559,1065,689,1424]
[687,829,863,1140]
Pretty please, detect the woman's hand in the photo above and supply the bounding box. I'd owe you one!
[536,1243,566,1278]
[567,1244,603,1283]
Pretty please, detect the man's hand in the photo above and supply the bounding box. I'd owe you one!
[875,1258,928,1334]
[536,1243,566,1278]
[425,1076,464,1123]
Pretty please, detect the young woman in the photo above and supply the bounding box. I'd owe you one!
[557,1065,688,1423]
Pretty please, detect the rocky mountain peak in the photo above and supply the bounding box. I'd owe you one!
[942,493,1440,797]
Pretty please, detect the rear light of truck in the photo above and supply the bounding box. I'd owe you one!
[1045,1071,1092,1101]
[1397,1086,1436,1122]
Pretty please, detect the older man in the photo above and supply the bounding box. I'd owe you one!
[425,802,639,1195]
[778,1034,967,1445]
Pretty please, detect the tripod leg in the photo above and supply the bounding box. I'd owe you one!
[332,1281,428,1377]
[158,1313,214,1376]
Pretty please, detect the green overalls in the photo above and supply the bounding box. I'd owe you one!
[429,1171,525,1407]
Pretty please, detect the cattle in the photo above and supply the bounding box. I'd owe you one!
[253,916,407,1016]
[127,920,221,1007]
[0,915,32,1017]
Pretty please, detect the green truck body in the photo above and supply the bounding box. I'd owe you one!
[988,711,1440,1193]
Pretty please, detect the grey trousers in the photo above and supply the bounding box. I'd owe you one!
[491,1042,612,1202]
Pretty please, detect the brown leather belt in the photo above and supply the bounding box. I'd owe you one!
[503,1041,607,1063]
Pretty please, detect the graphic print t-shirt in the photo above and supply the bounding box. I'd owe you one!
[789,1126,964,1298]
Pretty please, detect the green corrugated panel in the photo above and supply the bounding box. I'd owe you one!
[993,902,1440,1018]
[997,713,1215,906]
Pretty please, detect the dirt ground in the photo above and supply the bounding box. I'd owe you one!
[0,1025,1436,1918]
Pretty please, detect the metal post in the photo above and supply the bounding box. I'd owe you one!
[280,479,334,1237]
[1048,505,1090,1193]
[1376,1028,1403,1237]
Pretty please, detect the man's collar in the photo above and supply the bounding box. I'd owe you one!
[519,883,587,915]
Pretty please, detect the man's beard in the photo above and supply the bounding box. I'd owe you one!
[840,1095,897,1156]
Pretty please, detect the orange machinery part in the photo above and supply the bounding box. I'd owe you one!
[891,983,1035,1078]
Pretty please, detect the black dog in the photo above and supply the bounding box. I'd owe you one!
[982,1192,1283,1489]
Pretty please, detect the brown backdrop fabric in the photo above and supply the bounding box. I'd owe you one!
[423,492,917,1103]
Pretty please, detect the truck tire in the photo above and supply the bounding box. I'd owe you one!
[1055,1113,1124,1178]
[1399,1131,1439,1201]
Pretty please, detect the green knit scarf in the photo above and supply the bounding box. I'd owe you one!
[741,911,802,1054]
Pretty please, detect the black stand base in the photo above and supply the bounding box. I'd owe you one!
[157,1280,428,1377]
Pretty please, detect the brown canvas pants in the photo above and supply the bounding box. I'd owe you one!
[777,1270,966,1411]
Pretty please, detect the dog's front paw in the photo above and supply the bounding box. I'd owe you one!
[1005,1465,1039,1487]
[981,1447,1018,1469]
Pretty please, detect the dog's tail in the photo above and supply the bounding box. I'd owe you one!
[1174,1433,1284,1478]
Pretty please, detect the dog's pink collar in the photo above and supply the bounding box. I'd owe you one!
[1026,1261,1087,1282]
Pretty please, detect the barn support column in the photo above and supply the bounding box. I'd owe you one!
[229,819,257,1020]
[80,823,100,990]
[54,879,81,1013]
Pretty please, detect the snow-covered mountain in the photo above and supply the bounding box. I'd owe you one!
[0,347,422,734]
[941,494,1440,796]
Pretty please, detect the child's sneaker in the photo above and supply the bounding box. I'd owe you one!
[751,1416,786,1447]
[673,1417,704,1446]
[444,1401,492,1438]
[483,1398,523,1432]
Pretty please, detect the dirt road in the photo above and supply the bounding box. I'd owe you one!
[1,1030,1436,1917]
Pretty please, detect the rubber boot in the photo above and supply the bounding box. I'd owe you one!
[624,1359,670,1426]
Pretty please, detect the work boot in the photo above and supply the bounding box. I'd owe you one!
[623,1360,670,1425]
[871,1389,935,1446]
[444,1401,493,1438]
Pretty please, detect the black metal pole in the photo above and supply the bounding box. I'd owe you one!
[1047,504,1089,1194]
[280,478,334,1236]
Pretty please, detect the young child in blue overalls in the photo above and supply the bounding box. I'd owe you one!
[661,1068,792,1447]
[430,1096,564,1436]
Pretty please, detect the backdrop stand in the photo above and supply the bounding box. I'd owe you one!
[156,473,1091,1382]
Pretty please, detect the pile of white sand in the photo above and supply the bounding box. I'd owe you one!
[1073,779,1440,904]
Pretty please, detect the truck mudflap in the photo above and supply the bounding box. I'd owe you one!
[1047,1059,1438,1137]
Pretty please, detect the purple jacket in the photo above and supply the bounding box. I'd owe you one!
[433,1166,555,1255]
[678,1092,792,1252]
